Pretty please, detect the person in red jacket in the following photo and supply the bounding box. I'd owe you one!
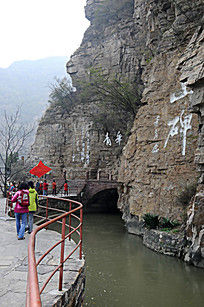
[11,182,29,240]
[52,179,57,195]
[64,180,68,196]
[39,181,43,194]
[43,180,48,196]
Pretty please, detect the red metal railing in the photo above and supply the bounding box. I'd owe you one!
[26,195,83,307]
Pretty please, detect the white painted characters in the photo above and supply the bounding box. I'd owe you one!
[152,116,160,153]
[115,131,122,145]
[164,110,192,155]
[152,144,159,153]
[103,132,112,146]
[180,111,192,156]
[103,131,123,146]
[164,116,180,149]
[170,83,193,104]
[154,115,160,139]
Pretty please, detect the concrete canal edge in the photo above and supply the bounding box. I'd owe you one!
[0,213,85,307]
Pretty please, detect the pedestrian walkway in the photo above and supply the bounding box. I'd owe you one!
[0,197,84,306]
[0,197,14,221]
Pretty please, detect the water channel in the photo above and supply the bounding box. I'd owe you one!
[82,213,204,307]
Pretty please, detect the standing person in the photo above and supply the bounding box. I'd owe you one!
[52,179,57,195]
[28,181,38,234]
[11,182,29,240]
[39,181,43,194]
[9,182,15,193]
[64,180,68,196]
[35,180,40,194]
[43,180,48,196]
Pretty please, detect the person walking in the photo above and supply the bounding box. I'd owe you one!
[64,180,68,196]
[11,182,29,240]
[52,179,57,195]
[43,180,48,196]
[27,181,38,234]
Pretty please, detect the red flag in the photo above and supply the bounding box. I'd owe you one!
[29,161,52,178]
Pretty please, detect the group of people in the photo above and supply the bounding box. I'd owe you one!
[9,179,70,240]
[10,181,38,240]
[35,180,48,195]
[9,178,70,240]
[34,179,69,196]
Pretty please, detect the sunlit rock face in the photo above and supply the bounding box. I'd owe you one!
[117,0,203,225]
[30,0,138,180]
[31,0,203,231]
[178,27,204,268]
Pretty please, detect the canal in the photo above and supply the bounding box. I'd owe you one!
[82,213,204,307]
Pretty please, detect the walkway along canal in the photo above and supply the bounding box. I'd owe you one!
[0,196,85,306]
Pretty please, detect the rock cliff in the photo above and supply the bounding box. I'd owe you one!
[30,0,204,266]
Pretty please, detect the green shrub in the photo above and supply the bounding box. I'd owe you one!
[159,217,180,229]
[172,229,180,233]
[143,214,181,231]
[160,228,171,232]
[143,213,159,229]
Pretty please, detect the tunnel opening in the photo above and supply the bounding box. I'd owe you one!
[84,188,120,214]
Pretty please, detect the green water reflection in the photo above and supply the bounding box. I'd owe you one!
[82,213,204,307]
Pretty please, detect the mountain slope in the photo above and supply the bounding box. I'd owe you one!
[0,56,70,121]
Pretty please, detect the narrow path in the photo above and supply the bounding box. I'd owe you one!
[0,197,84,306]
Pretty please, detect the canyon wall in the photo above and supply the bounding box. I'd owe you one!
[30,0,204,264]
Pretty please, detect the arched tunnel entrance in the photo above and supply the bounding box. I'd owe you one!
[84,188,119,213]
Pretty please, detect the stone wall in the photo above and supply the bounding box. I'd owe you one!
[52,267,85,307]
[143,229,186,257]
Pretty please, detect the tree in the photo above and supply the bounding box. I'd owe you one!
[78,68,143,134]
[48,77,76,115]
[0,108,33,196]
[80,68,142,116]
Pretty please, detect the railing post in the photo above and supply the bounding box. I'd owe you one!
[69,202,72,241]
[45,197,49,230]
[59,216,66,291]
[79,208,83,260]
[46,198,48,222]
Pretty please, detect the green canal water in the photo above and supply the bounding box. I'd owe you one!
[82,213,204,307]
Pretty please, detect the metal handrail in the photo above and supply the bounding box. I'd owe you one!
[26,195,83,307]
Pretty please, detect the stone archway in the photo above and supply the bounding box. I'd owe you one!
[84,188,119,213]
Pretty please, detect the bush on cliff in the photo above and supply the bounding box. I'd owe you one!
[48,77,76,114]
[143,214,180,231]
[78,67,142,135]
[143,213,159,229]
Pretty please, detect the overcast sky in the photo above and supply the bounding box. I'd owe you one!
[0,0,89,68]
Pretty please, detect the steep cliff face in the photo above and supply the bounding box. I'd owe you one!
[178,26,204,268]
[30,0,203,261]
[30,0,146,180]
[118,0,203,226]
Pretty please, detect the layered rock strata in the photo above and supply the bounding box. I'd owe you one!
[30,0,140,180]
[30,0,204,265]
[178,26,204,268]
[118,0,203,224]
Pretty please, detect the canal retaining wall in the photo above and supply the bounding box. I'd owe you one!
[125,213,204,268]
[143,229,186,258]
